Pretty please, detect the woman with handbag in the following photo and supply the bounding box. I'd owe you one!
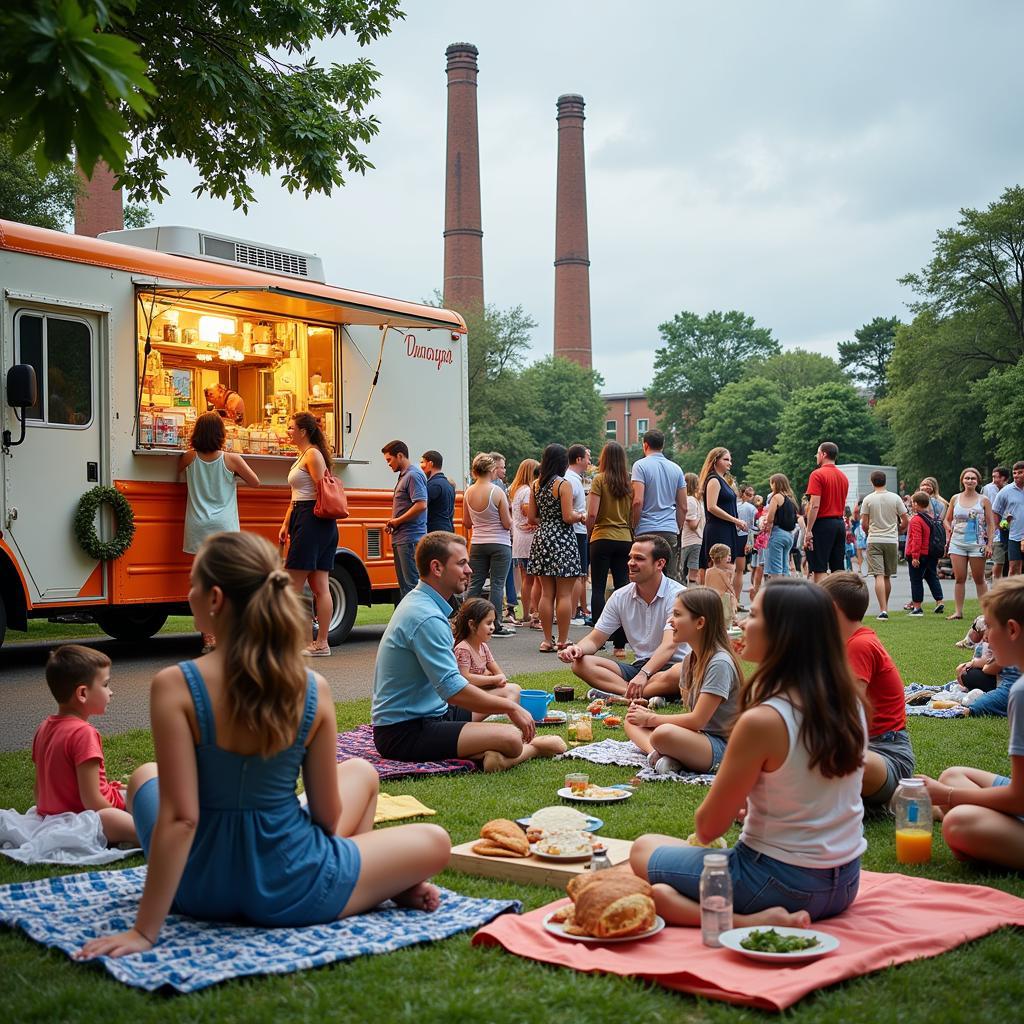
[279,412,339,657]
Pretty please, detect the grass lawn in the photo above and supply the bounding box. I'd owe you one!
[2,599,1022,1022]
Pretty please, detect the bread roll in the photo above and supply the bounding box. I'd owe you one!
[472,840,528,858]
[480,818,529,856]
[573,874,656,938]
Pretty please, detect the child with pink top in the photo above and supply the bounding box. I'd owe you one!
[452,598,522,715]
[31,645,137,844]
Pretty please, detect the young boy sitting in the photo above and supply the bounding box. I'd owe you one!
[820,572,915,809]
[31,645,137,845]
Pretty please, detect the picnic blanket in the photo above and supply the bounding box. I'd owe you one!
[558,739,716,785]
[0,807,140,866]
[904,684,967,718]
[336,724,477,779]
[473,870,1024,1012]
[373,793,436,823]
[0,866,519,993]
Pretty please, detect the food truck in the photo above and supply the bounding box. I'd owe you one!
[0,220,469,649]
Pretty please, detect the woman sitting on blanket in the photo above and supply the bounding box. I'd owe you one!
[918,577,1024,871]
[623,586,741,775]
[78,532,450,960]
[631,577,868,927]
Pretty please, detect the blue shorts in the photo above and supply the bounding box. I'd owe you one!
[992,776,1024,823]
[132,775,160,856]
[703,731,728,772]
[647,840,861,921]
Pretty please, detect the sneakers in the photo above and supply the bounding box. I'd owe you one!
[876,611,889,620]
[570,617,586,626]
[653,755,684,776]
[934,603,945,614]
[908,607,924,617]
[647,696,667,710]
[303,645,331,657]
[587,687,619,701]
[647,750,661,770]
[492,627,516,638]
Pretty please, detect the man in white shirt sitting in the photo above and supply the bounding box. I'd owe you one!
[558,535,687,701]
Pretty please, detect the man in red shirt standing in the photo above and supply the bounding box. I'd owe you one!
[821,572,916,808]
[803,441,850,581]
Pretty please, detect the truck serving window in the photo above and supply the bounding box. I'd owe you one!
[15,312,93,427]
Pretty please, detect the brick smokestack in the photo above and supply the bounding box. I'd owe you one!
[553,93,592,369]
[74,161,124,237]
[443,42,484,313]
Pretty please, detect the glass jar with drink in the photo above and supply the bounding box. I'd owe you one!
[893,778,933,864]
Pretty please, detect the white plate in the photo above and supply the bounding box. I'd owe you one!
[717,926,839,962]
[529,843,594,862]
[542,911,666,943]
[557,786,632,803]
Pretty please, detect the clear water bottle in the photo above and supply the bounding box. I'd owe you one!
[699,852,733,947]
[893,778,933,864]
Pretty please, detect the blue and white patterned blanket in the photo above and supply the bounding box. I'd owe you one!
[0,867,520,993]
[904,683,967,718]
[557,739,716,784]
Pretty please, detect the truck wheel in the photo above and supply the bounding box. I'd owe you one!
[326,565,358,646]
[92,607,168,642]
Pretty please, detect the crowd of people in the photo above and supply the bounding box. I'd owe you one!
[24,431,1024,958]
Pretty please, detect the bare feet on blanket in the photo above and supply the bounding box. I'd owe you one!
[393,880,442,912]
[482,735,568,772]
[737,906,812,929]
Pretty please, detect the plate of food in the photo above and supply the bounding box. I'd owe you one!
[517,806,603,833]
[542,911,666,944]
[540,709,569,725]
[557,785,632,803]
[529,829,595,861]
[718,926,839,962]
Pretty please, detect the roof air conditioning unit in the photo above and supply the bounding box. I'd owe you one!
[98,225,326,282]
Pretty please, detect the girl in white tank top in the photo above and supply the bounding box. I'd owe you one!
[630,578,868,929]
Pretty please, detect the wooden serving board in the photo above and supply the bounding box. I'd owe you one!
[449,837,634,889]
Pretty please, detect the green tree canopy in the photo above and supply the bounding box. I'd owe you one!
[0,0,404,210]
[647,310,779,433]
[742,348,847,394]
[516,357,607,461]
[837,316,900,398]
[693,377,785,481]
[769,382,883,492]
[971,360,1024,468]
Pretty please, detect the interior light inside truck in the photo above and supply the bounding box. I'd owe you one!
[198,315,236,343]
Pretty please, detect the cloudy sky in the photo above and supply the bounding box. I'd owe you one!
[153,1,1024,392]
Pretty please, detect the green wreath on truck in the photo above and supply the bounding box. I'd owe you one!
[74,485,136,561]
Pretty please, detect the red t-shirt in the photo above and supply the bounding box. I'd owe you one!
[806,464,849,518]
[31,715,125,815]
[846,627,906,736]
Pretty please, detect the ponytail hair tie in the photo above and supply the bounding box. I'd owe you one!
[268,570,291,590]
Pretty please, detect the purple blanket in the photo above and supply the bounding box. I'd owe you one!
[336,724,477,780]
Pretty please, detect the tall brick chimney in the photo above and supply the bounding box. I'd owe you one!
[74,161,124,237]
[553,94,592,369]
[443,42,484,313]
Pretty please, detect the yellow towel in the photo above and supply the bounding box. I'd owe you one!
[373,793,437,824]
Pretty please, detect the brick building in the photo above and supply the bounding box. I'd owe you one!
[602,391,659,447]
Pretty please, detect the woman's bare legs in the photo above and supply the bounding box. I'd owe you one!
[309,569,333,650]
[554,577,575,645]
[650,723,714,772]
[333,758,379,838]
[968,555,988,605]
[629,835,810,928]
[623,719,655,753]
[537,576,556,645]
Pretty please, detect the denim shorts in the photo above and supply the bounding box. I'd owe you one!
[703,731,728,771]
[992,776,1024,823]
[764,526,794,576]
[948,541,986,558]
[647,840,861,921]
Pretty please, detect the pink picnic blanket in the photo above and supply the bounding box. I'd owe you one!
[336,724,476,780]
[472,870,1024,1011]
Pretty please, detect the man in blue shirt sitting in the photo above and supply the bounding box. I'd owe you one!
[372,532,567,771]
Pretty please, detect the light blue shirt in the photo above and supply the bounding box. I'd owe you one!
[631,452,685,534]
[371,582,467,726]
[983,482,1003,541]
[736,500,757,538]
[392,464,429,544]
[993,483,1024,543]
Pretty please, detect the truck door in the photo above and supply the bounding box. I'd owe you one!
[4,307,107,603]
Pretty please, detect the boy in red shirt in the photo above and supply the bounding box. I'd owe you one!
[31,645,137,844]
[821,572,916,807]
[904,490,946,615]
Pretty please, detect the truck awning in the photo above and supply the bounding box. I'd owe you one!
[134,283,465,332]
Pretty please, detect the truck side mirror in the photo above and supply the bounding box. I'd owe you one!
[3,363,38,451]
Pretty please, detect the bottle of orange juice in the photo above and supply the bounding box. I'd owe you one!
[893,778,933,864]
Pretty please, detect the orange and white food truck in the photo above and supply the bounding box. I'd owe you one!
[0,220,469,649]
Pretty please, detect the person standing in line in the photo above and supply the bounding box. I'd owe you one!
[904,491,945,615]
[760,473,797,582]
[280,413,337,656]
[943,467,996,620]
[803,441,849,581]
[919,477,948,520]
[180,412,260,653]
[527,443,584,652]
[382,440,428,601]
[992,462,1024,578]
[697,447,746,596]
[858,471,908,620]
[984,466,1011,580]
[489,452,519,625]
[463,453,516,638]
[679,472,705,585]
[565,445,593,624]
[735,485,758,610]
[587,441,633,659]
[631,429,687,581]
[420,450,455,533]
[508,458,541,628]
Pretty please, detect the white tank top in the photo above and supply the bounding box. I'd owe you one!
[288,455,317,501]
[467,484,511,545]
[739,695,867,868]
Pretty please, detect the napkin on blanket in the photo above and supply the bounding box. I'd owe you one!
[0,807,140,865]
[374,793,437,823]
